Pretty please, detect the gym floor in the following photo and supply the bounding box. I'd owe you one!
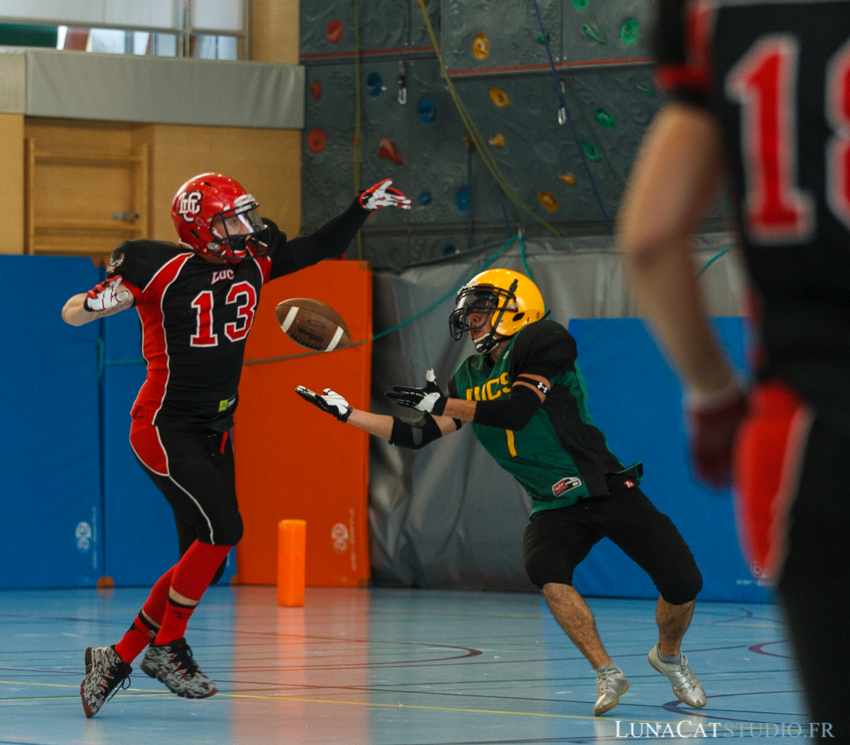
[1,586,806,744]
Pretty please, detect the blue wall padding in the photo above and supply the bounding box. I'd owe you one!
[568,318,769,603]
[101,305,236,586]
[0,256,104,588]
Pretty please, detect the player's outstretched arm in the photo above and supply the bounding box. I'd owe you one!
[387,368,547,429]
[62,277,133,327]
[295,385,457,448]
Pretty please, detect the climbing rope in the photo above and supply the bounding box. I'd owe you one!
[414,0,561,238]
[354,0,364,260]
[97,241,735,371]
[529,0,614,234]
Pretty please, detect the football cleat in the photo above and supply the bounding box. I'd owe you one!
[80,646,132,718]
[140,638,218,699]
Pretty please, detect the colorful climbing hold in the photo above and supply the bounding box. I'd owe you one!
[582,141,601,161]
[378,138,404,165]
[456,188,470,212]
[538,191,559,212]
[489,88,510,109]
[621,19,639,45]
[326,19,343,44]
[595,108,616,128]
[310,82,322,100]
[559,173,576,186]
[488,133,506,148]
[534,31,549,45]
[307,129,327,154]
[472,33,490,60]
[419,191,432,206]
[418,98,436,123]
[442,244,459,257]
[367,71,384,96]
[462,135,477,153]
[636,83,655,95]
[582,23,606,44]
[572,0,588,9]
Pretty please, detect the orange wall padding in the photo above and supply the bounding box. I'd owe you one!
[234,260,372,586]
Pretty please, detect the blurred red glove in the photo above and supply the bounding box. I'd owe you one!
[359,179,412,211]
[685,381,749,490]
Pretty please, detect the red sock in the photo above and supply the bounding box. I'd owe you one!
[114,613,159,663]
[113,567,175,663]
[154,541,231,646]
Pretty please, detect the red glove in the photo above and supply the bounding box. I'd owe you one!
[685,381,749,490]
[359,179,412,211]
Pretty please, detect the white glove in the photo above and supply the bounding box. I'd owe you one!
[296,386,353,423]
[359,179,412,211]
[84,276,131,312]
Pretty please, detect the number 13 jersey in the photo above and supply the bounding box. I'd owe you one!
[109,219,309,431]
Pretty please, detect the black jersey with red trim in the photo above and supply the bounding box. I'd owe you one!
[109,203,370,431]
[654,0,850,421]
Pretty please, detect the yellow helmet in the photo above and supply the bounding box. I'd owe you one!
[449,268,546,352]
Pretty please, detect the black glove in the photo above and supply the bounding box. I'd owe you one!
[295,386,353,423]
[386,368,448,416]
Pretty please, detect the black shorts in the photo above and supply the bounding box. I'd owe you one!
[522,476,702,604]
[129,419,244,548]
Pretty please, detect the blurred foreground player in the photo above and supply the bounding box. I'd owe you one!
[618,0,850,735]
[61,174,410,716]
[297,269,705,716]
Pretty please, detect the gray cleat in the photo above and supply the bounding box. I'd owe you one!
[140,638,217,699]
[594,664,630,716]
[80,646,132,718]
[648,644,707,708]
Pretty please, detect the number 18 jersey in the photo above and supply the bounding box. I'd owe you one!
[655,0,850,423]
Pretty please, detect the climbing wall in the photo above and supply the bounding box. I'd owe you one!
[300,0,733,269]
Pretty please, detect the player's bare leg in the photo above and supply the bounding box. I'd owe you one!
[656,597,694,655]
[542,583,628,715]
[542,583,611,666]
[648,596,706,708]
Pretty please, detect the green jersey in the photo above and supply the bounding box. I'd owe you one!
[449,321,633,514]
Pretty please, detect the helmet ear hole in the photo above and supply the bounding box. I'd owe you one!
[190,229,201,240]
[512,312,525,322]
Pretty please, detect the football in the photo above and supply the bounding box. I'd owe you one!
[275,298,351,352]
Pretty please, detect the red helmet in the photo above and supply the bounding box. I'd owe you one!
[171,173,268,262]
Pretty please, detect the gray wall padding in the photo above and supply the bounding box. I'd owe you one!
[0,50,25,114]
[368,236,744,589]
[22,49,304,129]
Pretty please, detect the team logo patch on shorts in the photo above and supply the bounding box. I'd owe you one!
[552,477,582,497]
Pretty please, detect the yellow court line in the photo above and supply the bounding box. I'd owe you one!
[0,680,694,726]
[221,693,686,726]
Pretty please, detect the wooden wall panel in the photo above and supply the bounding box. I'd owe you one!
[251,0,300,65]
[24,119,145,256]
[143,124,301,244]
[19,119,301,257]
[0,114,25,254]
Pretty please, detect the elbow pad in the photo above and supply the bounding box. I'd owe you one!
[389,413,443,450]
[472,384,541,430]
